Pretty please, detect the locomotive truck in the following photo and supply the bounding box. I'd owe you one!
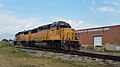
[14,21,80,51]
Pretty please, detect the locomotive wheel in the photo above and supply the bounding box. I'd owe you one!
[64,44,70,50]
[72,42,76,50]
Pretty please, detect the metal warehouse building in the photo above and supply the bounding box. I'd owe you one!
[77,25,120,51]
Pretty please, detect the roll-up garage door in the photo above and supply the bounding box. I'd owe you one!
[93,36,102,48]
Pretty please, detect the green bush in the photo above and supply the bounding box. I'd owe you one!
[0,42,11,48]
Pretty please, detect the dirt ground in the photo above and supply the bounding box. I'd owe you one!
[0,55,114,67]
[0,42,119,67]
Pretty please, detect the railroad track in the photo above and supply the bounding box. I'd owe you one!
[17,46,120,61]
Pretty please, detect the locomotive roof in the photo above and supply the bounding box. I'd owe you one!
[15,30,29,35]
[38,24,52,30]
[15,21,71,35]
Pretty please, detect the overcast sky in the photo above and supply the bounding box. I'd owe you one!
[0,0,120,40]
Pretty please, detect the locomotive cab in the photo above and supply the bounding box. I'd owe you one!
[50,21,80,50]
[58,21,71,29]
[51,21,71,30]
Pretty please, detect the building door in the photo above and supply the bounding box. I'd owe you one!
[93,36,102,48]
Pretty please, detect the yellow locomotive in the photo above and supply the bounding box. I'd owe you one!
[14,21,80,50]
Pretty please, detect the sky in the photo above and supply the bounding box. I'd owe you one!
[0,0,120,40]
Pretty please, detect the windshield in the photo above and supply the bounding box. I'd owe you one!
[58,21,71,28]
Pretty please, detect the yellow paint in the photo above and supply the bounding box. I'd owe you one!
[15,27,79,42]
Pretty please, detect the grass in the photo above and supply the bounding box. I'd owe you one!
[0,42,109,67]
